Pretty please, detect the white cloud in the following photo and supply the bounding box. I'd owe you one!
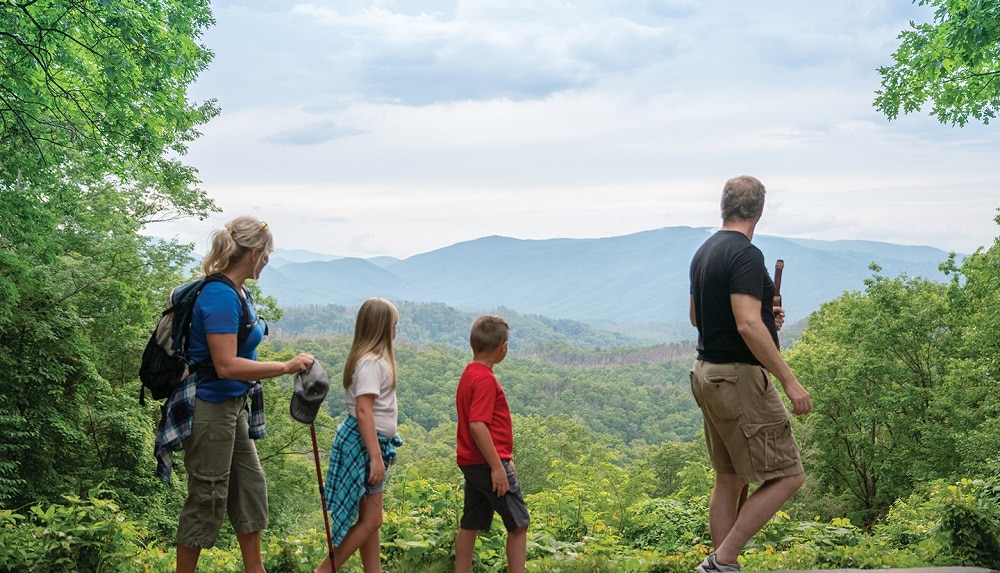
[169,0,1000,259]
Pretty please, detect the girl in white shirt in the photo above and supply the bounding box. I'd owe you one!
[315,298,399,573]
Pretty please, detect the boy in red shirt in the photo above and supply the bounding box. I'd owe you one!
[454,315,529,573]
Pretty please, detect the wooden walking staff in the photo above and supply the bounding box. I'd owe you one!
[773,259,784,308]
[772,259,784,348]
[737,258,784,516]
[311,424,336,570]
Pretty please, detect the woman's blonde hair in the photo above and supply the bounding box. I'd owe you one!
[201,216,274,277]
[343,298,399,390]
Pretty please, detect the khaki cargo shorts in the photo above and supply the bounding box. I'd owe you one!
[690,360,803,484]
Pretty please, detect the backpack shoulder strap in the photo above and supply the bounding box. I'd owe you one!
[167,277,210,352]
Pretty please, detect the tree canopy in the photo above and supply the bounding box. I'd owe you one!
[0,0,218,508]
[787,214,1000,524]
[875,0,1000,126]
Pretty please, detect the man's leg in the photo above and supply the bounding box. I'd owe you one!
[708,473,743,548]
[715,473,804,564]
[454,528,478,573]
[505,525,528,573]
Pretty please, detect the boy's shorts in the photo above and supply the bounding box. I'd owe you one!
[690,360,803,484]
[459,460,530,532]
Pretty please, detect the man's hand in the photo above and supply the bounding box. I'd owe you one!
[773,305,786,331]
[780,378,812,415]
[732,293,812,415]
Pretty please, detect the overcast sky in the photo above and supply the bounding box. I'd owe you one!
[154,0,1000,259]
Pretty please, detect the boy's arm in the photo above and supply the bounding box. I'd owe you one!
[468,421,510,496]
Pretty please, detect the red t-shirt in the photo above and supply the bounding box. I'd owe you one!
[455,362,514,466]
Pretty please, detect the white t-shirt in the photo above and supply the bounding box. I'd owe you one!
[345,354,398,436]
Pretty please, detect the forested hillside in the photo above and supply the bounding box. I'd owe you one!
[273,301,642,350]
[272,336,702,445]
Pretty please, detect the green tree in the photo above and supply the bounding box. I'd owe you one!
[787,268,957,524]
[0,0,218,509]
[940,212,1000,477]
[875,0,1000,126]
[645,438,705,498]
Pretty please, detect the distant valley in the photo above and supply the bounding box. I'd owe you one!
[260,226,957,343]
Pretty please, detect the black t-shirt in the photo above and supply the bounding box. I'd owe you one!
[689,230,778,364]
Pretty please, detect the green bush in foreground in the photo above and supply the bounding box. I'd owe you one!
[3,477,999,571]
[0,489,145,572]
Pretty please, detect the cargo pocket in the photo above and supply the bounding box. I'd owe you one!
[742,421,796,472]
[192,469,230,518]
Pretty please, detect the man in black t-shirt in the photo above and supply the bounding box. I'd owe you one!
[688,175,812,573]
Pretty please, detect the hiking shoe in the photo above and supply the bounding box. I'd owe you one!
[696,553,741,573]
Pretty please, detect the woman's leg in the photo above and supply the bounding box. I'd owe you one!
[176,398,240,569]
[229,403,269,571]
[237,530,267,573]
[176,544,201,573]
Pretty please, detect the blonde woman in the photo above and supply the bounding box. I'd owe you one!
[156,215,315,573]
[314,298,403,573]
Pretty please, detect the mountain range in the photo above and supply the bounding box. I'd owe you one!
[259,226,957,342]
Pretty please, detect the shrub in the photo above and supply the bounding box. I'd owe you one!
[0,489,145,572]
[934,478,1000,568]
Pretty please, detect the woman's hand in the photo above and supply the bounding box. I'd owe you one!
[285,353,315,374]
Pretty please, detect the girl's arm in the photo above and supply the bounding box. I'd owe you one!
[354,393,385,485]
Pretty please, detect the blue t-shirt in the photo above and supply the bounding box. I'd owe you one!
[189,280,266,402]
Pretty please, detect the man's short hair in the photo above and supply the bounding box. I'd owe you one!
[721,175,766,222]
[470,315,509,354]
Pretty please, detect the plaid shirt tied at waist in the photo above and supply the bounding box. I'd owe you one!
[324,414,403,546]
[153,374,266,481]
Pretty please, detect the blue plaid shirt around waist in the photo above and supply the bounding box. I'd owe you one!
[324,414,403,546]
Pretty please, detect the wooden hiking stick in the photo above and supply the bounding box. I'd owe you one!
[773,259,784,309]
[311,424,336,570]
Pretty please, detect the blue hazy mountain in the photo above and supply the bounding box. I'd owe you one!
[258,226,956,340]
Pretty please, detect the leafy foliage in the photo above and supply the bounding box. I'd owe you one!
[0,0,217,512]
[785,214,1000,528]
[875,0,1000,126]
[0,490,146,572]
[786,267,958,524]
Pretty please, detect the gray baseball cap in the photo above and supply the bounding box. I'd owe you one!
[290,361,330,424]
